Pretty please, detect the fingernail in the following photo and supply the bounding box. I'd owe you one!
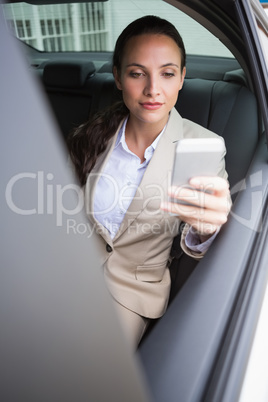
[189,178,201,187]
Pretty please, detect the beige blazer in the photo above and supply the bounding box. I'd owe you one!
[84,108,227,318]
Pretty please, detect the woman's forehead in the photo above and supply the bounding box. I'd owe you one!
[121,34,182,67]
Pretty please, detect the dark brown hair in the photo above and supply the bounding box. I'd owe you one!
[68,16,186,186]
[113,15,186,75]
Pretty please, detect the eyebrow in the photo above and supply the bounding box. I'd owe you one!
[126,63,180,68]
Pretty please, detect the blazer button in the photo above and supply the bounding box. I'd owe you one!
[106,244,113,253]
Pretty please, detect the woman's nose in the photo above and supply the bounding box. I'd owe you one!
[143,76,160,97]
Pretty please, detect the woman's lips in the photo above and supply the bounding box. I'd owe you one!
[140,102,163,110]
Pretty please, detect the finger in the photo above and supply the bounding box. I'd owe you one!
[161,201,228,226]
[189,176,229,196]
[168,186,231,214]
[190,222,219,236]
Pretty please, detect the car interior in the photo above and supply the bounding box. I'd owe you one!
[9,0,265,312]
[23,33,261,303]
[2,0,268,400]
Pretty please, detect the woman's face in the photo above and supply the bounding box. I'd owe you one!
[114,33,186,129]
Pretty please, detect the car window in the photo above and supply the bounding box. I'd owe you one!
[2,0,234,57]
[256,9,268,66]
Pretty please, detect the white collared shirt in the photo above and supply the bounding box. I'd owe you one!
[93,117,165,238]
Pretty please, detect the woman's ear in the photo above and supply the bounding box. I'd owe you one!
[113,67,122,90]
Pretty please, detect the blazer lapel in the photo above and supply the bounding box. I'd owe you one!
[113,109,184,241]
[85,109,185,244]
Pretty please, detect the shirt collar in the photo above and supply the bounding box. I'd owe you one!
[115,117,128,148]
[115,116,167,152]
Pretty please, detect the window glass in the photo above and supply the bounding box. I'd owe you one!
[256,9,268,66]
[2,0,233,57]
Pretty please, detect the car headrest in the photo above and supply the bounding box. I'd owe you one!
[43,60,96,88]
[223,69,248,86]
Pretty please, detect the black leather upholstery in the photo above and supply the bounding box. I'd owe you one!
[43,60,95,88]
[175,78,258,189]
[43,61,96,136]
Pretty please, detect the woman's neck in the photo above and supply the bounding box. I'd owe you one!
[125,117,168,162]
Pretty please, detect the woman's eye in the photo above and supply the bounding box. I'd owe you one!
[162,72,175,77]
[129,72,144,78]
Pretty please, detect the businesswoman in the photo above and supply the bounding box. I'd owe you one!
[68,15,231,348]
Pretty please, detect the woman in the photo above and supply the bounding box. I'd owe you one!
[68,16,231,348]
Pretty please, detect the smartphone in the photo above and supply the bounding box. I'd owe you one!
[170,137,225,204]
